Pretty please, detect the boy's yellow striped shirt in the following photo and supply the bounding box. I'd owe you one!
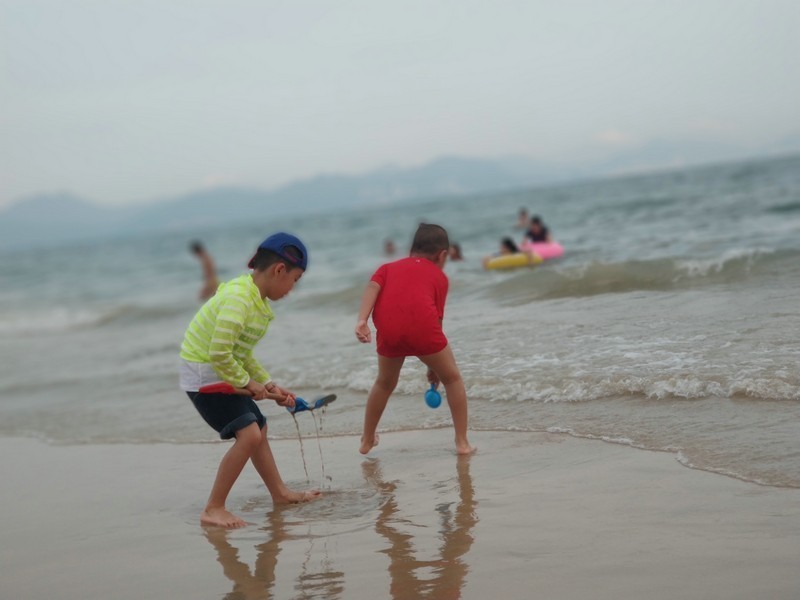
[180,274,274,387]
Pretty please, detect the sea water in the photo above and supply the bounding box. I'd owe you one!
[1,154,798,488]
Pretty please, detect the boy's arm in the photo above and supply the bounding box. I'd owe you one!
[240,357,297,404]
[355,281,380,343]
[207,298,252,388]
[240,354,271,389]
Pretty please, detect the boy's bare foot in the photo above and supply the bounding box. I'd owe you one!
[274,489,321,504]
[359,434,380,455]
[201,506,247,528]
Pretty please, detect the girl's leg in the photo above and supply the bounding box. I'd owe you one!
[419,346,476,455]
[250,423,321,504]
[202,422,263,527]
[360,355,405,454]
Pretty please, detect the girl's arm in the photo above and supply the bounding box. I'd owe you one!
[355,281,381,343]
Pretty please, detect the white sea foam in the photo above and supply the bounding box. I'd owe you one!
[0,307,120,335]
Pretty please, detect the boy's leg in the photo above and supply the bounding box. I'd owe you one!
[250,423,321,504]
[360,355,405,454]
[419,345,476,455]
[202,422,264,527]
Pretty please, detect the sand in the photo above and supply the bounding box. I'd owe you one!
[1,430,798,599]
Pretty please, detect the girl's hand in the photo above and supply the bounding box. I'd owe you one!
[355,320,372,343]
[426,368,440,387]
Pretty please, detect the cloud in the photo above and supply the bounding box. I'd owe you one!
[688,119,737,135]
[200,174,242,189]
[594,129,638,147]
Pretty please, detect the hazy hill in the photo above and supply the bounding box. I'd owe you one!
[0,156,568,250]
[7,147,793,251]
[0,194,132,245]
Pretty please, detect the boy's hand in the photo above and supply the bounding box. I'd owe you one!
[245,379,269,400]
[268,382,296,408]
[275,395,295,409]
[355,319,372,343]
[426,368,440,387]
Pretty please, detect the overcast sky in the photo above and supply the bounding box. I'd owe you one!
[2,0,799,209]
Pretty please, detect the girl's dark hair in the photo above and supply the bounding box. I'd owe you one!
[501,237,519,253]
[251,245,304,271]
[410,223,449,257]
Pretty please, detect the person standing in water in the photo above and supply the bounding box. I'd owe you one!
[190,240,219,301]
[515,208,530,229]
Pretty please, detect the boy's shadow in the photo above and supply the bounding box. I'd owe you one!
[362,455,478,600]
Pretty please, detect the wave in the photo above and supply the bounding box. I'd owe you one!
[544,429,799,489]
[766,200,800,214]
[278,357,800,403]
[0,302,191,336]
[0,306,124,335]
[293,282,364,311]
[471,377,800,404]
[486,247,799,303]
[270,247,800,314]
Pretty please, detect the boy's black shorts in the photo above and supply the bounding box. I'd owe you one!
[187,391,266,440]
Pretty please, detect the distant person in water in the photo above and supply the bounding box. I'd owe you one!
[516,208,529,229]
[448,243,464,261]
[355,223,475,456]
[524,216,552,243]
[383,239,396,256]
[190,241,219,301]
[482,237,519,268]
[500,237,519,254]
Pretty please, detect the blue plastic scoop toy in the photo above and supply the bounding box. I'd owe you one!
[424,383,442,409]
[287,394,336,414]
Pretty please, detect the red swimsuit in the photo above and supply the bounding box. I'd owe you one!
[371,257,449,358]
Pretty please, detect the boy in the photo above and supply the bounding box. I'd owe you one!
[180,232,320,528]
[355,223,475,455]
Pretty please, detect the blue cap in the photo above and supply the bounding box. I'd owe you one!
[247,232,308,271]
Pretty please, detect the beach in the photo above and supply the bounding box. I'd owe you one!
[1,154,799,598]
[2,429,798,600]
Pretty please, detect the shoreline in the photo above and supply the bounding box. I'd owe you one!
[2,430,799,599]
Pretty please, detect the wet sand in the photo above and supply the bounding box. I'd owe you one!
[1,430,798,599]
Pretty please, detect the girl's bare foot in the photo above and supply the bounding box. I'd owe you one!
[201,506,247,528]
[274,489,321,504]
[359,433,380,455]
[456,440,476,455]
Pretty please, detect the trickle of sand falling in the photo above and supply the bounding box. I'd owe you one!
[310,411,327,483]
[291,414,310,481]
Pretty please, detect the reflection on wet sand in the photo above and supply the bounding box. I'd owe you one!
[201,455,476,599]
[203,507,344,599]
[203,510,284,600]
[363,456,478,599]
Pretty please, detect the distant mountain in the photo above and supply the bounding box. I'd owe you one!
[0,193,132,246]
[7,148,796,251]
[0,155,569,250]
[2,193,115,228]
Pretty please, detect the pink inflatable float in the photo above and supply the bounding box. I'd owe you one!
[520,241,564,260]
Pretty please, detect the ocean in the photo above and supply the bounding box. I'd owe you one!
[1,153,799,488]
